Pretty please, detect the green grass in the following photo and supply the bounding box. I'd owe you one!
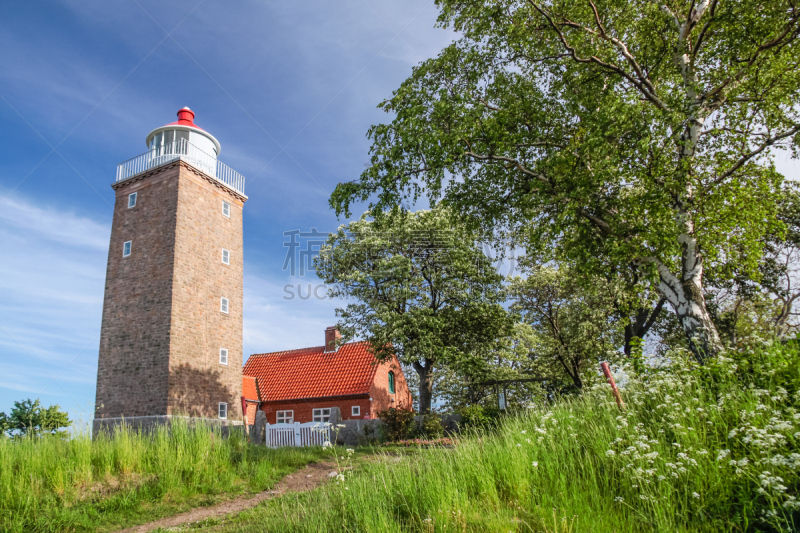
[0,420,327,533]
[206,345,800,532]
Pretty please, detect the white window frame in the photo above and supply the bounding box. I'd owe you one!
[128,192,137,208]
[221,248,230,265]
[122,240,132,257]
[218,402,228,420]
[220,297,229,314]
[219,348,228,365]
[222,200,231,218]
[276,410,294,424]
[312,408,331,423]
[351,405,360,417]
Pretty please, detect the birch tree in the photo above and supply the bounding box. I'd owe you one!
[330,0,800,363]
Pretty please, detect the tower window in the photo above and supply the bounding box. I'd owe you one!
[219,348,228,365]
[222,201,231,218]
[222,248,230,265]
[220,297,229,314]
[388,371,395,394]
[128,192,137,208]
[351,405,360,417]
[123,241,132,257]
[218,402,228,419]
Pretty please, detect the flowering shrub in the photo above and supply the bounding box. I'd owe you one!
[585,342,800,530]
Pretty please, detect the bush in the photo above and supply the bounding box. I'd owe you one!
[458,404,501,429]
[378,407,415,442]
[419,414,444,438]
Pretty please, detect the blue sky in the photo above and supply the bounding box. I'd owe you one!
[0,0,455,425]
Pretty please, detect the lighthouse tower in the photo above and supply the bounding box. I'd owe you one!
[94,108,247,433]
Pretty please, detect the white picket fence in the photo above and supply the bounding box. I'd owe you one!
[265,422,331,448]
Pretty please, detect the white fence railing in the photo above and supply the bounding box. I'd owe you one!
[115,139,245,196]
[265,422,331,448]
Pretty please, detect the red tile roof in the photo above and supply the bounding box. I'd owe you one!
[242,375,261,401]
[243,341,381,401]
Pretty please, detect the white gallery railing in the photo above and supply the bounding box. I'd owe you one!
[116,140,245,195]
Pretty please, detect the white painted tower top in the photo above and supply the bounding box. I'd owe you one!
[145,107,222,156]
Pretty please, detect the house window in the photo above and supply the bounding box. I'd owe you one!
[219,348,228,365]
[123,241,132,257]
[220,297,229,314]
[222,201,231,218]
[128,192,137,208]
[388,371,395,394]
[218,402,228,419]
[276,410,294,424]
[312,408,331,422]
[351,405,360,417]
[221,248,230,265]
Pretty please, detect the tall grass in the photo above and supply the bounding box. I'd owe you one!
[0,420,325,533]
[223,343,800,532]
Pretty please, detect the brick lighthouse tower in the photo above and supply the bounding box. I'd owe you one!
[94,108,247,433]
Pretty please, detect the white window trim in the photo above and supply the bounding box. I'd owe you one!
[218,402,228,420]
[222,201,231,218]
[221,248,230,265]
[351,405,360,417]
[276,410,294,424]
[128,192,137,208]
[219,348,229,365]
[312,408,331,422]
[220,297,229,314]
[123,240,132,257]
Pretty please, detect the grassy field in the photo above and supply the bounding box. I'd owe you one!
[199,345,800,533]
[0,421,326,533]
[4,344,800,533]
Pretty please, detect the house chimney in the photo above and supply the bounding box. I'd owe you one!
[325,326,341,353]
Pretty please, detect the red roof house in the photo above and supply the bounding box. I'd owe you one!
[242,327,412,424]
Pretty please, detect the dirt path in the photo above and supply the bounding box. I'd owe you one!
[116,460,338,533]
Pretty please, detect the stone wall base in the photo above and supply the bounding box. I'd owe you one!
[93,415,244,438]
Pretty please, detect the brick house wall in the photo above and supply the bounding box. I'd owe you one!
[95,160,245,428]
[369,357,413,416]
[259,396,373,424]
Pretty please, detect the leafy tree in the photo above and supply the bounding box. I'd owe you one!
[703,185,800,344]
[2,399,70,437]
[331,0,800,364]
[434,322,547,410]
[509,266,622,390]
[316,208,513,413]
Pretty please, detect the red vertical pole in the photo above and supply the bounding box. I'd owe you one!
[600,362,625,409]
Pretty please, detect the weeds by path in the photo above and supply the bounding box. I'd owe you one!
[0,421,326,533]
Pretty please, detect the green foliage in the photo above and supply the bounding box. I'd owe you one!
[509,266,622,390]
[457,404,501,429]
[419,414,444,439]
[316,206,514,412]
[1,399,70,438]
[209,343,800,533]
[330,0,800,361]
[378,407,415,442]
[0,420,326,533]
